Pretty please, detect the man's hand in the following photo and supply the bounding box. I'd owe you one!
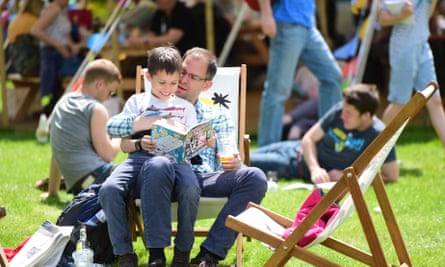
[328,169,343,182]
[261,14,276,38]
[133,115,161,133]
[206,130,216,147]
[310,167,331,184]
[218,152,242,171]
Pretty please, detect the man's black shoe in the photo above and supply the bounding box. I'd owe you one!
[147,259,166,267]
[118,253,138,267]
[190,253,218,267]
[171,247,190,267]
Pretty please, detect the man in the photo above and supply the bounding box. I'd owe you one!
[50,59,122,195]
[103,47,267,267]
[126,0,198,55]
[250,83,399,184]
[256,0,343,146]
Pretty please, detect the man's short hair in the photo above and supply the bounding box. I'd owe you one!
[342,83,379,116]
[146,46,182,76]
[184,47,217,80]
[83,59,122,85]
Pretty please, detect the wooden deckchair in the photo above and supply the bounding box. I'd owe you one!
[225,82,438,267]
[130,64,249,266]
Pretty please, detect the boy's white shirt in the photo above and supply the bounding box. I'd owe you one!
[122,92,197,128]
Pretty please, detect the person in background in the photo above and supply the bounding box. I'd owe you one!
[282,65,319,140]
[379,0,445,148]
[256,0,342,147]
[104,47,267,267]
[50,59,122,195]
[126,0,198,55]
[100,46,201,267]
[30,0,83,117]
[6,0,44,76]
[7,0,43,44]
[250,83,399,184]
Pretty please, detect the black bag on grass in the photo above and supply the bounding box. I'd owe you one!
[56,184,116,266]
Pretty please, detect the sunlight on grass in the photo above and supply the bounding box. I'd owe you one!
[1,126,445,266]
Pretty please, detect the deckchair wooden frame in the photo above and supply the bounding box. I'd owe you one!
[226,82,438,267]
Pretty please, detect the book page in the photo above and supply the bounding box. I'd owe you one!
[151,120,212,162]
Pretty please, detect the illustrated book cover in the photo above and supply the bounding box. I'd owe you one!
[151,119,213,163]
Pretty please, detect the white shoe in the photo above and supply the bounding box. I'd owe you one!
[36,114,49,144]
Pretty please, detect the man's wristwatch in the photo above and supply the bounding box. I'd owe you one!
[135,138,143,151]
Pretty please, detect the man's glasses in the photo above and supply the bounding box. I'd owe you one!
[180,70,207,81]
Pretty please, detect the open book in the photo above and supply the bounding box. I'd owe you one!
[151,119,213,163]
[9,221,73,267]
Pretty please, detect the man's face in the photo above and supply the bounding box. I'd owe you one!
[96,79,119,103]
[156,0,176,11]
[340,102,369,131]
[176,56,212,104]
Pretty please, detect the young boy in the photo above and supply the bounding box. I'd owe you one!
[99,46,200,267]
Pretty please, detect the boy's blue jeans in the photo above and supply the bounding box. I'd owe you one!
[99,153,200,255]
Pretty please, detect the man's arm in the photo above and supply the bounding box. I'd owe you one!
[301,122,330,184]
[91,104,121,162]
[381,160,399,182]
[258,0,276,37]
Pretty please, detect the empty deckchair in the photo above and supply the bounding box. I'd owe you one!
[225,82,438,266]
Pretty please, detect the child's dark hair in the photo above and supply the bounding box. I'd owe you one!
[342,83,380,116]
[146,46,182,76]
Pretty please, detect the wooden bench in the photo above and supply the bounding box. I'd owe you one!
[7,75,73,121]
[7,75,40,121]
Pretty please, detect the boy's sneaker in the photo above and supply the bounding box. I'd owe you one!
[171,247,190,267]
[119,253,138,267]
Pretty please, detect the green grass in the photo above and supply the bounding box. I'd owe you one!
[1,126,444,266]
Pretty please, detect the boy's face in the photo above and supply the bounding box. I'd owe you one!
[148,70,180,101]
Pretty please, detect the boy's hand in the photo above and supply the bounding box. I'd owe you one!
[205,130,216,147]
[140,135,156,151]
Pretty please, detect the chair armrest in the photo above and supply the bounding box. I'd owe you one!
[243,134,250,166]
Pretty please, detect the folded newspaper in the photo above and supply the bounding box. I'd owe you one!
[9,221,73,267]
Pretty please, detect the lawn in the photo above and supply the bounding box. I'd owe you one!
[0,125,444,266]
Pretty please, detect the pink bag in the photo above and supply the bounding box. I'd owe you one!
[283,188,340,247]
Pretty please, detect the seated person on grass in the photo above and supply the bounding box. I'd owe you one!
[50,59,122,195]
[250,83,399,184]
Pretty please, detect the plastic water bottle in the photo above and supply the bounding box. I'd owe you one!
[267,171,278,192]
[35,113,49,144]
[72,224,94,267]
[85,209,106,226]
